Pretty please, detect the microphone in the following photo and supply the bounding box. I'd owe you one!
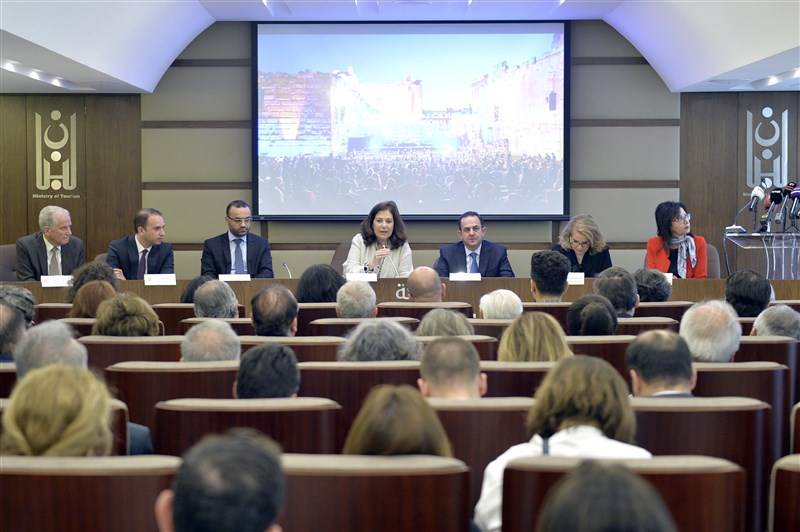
[747,186,765,211]
[383,244,400,277]
[781,182,797,197]
[760,189,784,232]
[282,261,292,279]
[789,189,800,220]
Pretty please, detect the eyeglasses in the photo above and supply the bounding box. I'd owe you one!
[227,216,253,224]
[673,214,692,224]
[569,238,590,249]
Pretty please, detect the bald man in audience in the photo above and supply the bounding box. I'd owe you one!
[336,281,378,318]
[418,337,487,399]
[679,300,741,362]
[479,289,523,319]
[180,319,241,362]
[406,266,446,302]
[193,280,239,319]
[251,284,298,337]
[626,330,696,397]
[751,304,800,340]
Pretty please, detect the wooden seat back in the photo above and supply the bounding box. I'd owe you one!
[61,317,166,337]
[34,302,72,323]
[309,316,419,336]
[468,318,513,341]
[181,317,254,335]
[0,362,16,397]
[739,317,756,336]
[377,301,473,319]
[79,335,184,369]
[792,402,799,454]
[296,302,338,336]
[479,361,554,398]
[634,300,693,321]
[417,334,498,361]
[566,335,636,383]
[616,316,678,335]
[521,303,570,332]
[152,302,245,335]
[239,335,346,362]
[735,336,799,406]
[770,454,800,532]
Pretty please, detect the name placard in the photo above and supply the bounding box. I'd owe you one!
[219,274,252,282]
[567,272,585,285]
[40,275,73,287]
[345,272,378,282]
[448,272,481,282]
[144,274,176,286]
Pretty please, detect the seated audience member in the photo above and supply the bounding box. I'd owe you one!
[66,261,117,303]
[337,319,420,361]
[235,344,300,399]
[193,279,239,318]
[179,275,214,304]
[336,281,378,318]
[92,293,159,336]
[180,319,240,362]
[536,461,676,532]
[0,285,35,328]
[751,304,800,340]
[566,295,618,336]
[0,365,112,456]
[0,302,26,361]
[434,211,515,278]
[679,300,741,362]
[155,429,285,532]
[725,269,772,317]
[406,266,446,302]
[67,280,116,318]
[296,264,346,303]
[551,214,613,278]
[498,312,572,363]
[251,284,298,337]
[633,268,672,303]
[418,337,487,399]
[474,356,651,532]
[530,251,571,302]
[593,266,639,317]
[343,384,452,456]
[479,289,523,319]
[416,309,475,337]
[626,330,696,397]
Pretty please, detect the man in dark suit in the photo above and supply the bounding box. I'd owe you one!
[107,208,174,280]
[201,200,273,278]
[15,206,86,281]
[434,211,514,278]
[626,330,696,397]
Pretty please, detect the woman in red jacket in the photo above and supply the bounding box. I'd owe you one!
[645,201,707,279]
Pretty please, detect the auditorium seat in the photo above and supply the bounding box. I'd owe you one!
[180,316,254,335]
[0,455,180,531]
[468,318,513,341]
[739,317,756,335]
[309,316,419,337]
[501,455,745,532]
[479,361,554,398]
[631,396,772,532]
[34,302,72,323]
[239,335,346,362]
[770,454,800,532]
[417,335,498,361]
[0,244,16,281]
[0,362,16,397]
[770,299,800,312]
[566,335,636,383]
[152,302,245,335]
[154,397,341,456]
[429,397,534,509]
[93,252,108,264]
[377,301,473,319]
[616,316,678,335]
[706,243,721,279]
[104,360,239,430]
[735,336,799,406]
[329,239,351,274]
[634,300,693,321]
[521,302,571,332]
[280,454,470,531]
[792,402,799,454]
[296,302,338,336]
[61,317,166,337]
[78,335,184,369]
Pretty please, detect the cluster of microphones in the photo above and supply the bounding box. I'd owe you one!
[746,182,799,232]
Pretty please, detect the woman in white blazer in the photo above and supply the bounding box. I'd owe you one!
[343,200,413,278]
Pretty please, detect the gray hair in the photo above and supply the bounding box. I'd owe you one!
[194,280,239,318]
[753,304,800,340]
[417,309,474,337]
[337,319,420,361]
[0,285,35,326]
[336,282,376,319]
[181,319,241,362]
[479,289,523,319]
[38,205,69,231]
[12,321,88,378]
[679,300,741,362]
[633,268,672,303]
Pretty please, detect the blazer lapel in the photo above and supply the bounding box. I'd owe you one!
[222,234,232,272]
[127,237,139,276]
[478,244,491,276]
[36,234,48,275]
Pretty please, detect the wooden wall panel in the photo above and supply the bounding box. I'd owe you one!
[0,96,28,244]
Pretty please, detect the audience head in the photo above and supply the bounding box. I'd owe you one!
[251,284,298,337]
[13,320,87,379]
[343,384,452,457]
[180,275,214,304]
[479,289,523,319]
[752,304,800,340]
[535,461,677,532]
[626,330,696,397]
[92,293,159,336]
[633,268,672,303]
[155,429,285,532]
[567,295,618,336]
[457,211,486,251]
[0,365,112,457]
[0,285,35,327]
[679,300,741,362]
[417,309,474,337]
[499,312,572,362]
[337,319,420,362]
[655,200,691,249]
[418,337,486,399]
[235,344,300,399]
[527,355,636,442]
[180,319,240,362]
[336,281,377,318]
[0,303,25,357]
[557,214,607,255]
[67,280,116,318]
[593,267,639,316]
[296,264,346,303]
[530,251,570,301]
[360,200,407,248]
[406,266,445,302]
[725,269,772,317]
[67,261,117,303]
[193,280,239,318]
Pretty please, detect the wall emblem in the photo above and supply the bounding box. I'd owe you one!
[746,106,789,189]
[35,110,77,191]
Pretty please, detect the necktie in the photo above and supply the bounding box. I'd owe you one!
[233,238,245,274]
[137,249,148,279]
[48,248,59,276]
[469,252,479,274]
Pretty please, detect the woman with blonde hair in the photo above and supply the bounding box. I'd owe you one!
[474,356,651,532]
[67,280,116,318]
[0,365,113,456]
[92,292,159,336]
[498,312,572,362]
[343,384,452,457]
[416,308,475,337]
[552,214,612,277]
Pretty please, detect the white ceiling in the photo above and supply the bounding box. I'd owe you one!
[0,0,798,94]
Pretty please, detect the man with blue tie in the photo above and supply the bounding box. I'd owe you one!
[107,208,174,280]
[201,200,274,278]
[434,211,515,278]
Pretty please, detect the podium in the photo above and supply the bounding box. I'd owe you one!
[724,232,800,280]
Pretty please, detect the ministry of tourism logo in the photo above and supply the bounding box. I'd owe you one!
[35,110,77,191]
[746,106,789,189]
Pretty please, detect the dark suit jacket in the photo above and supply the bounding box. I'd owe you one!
[15,232,86,281]
[434,240,514,278]
[106,236,174,280]
[201,232,273,278]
